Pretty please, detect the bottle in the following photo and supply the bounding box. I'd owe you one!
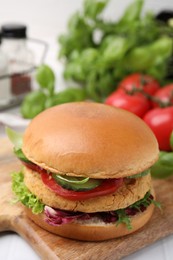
[0,33,11,107]
[1,23,34,104]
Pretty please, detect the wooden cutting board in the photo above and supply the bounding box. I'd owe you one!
[1,138,173,260]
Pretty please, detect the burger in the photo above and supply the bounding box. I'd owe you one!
[10,102,159,241]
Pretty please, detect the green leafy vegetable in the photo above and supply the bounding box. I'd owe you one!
[21,64,87,119]
[119,0,143,24]
[6,127,23,150]
[12,171,44,214]
[6,127,29,162]
[151,151,173,179]
[53,174,102,191]
[20,91,47,119]
[116,191,161,229]
[116,209,132,230]
[84,0,109,19]
[36,64,55,96]
[53,175,89,184]
[58,0,172,100]
[13,149,30,162]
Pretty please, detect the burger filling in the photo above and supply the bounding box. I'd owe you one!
[8,129,160,230]
[12,171,160,230]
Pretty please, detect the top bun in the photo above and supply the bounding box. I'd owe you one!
[23,102,159,178]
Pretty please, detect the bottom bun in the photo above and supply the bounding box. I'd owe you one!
[25,204,154,241]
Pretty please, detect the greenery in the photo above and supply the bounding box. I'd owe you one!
[12,171,44,214]
[116,191,161,229]
[58,0,172,101]
[21,64,87,119]
[151,131,173,178]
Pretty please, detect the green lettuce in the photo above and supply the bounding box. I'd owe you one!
[116,191,161,230]
[12,171,44,214]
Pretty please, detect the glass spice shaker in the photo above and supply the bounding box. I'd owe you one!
[0,33,11,107]
[1,23,35,104]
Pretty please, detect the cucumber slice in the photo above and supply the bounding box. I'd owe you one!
[52,174,102,191]
[127,169,150,179]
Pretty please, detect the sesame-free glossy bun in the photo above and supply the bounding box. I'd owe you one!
[23,102,159,178]
[25,203,154,241]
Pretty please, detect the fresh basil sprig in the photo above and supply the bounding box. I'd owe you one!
[54,174,89,184]
[21,64,87,119]
[151,131,173,179]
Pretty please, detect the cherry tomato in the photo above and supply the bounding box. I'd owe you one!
[118,73,160,95]
[105,90,150,118]
[152,84,173,107]
[41,172,123,201]
[143,107,173,151]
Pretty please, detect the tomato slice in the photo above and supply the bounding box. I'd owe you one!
[22,161,123,200]
[41,172,123,201]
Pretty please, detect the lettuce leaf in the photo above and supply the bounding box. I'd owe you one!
[12,171,44,214]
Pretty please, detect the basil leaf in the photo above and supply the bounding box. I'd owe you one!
[14,148,30,162]
[151,151,173,179]
[119,0,144,24]
[84,0,109,19]
[36,64,55,96]
[6,127,23,149]
[21,91,47,119]
[54,174,89,184]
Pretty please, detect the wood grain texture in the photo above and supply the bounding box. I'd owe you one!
[0,138,173,260]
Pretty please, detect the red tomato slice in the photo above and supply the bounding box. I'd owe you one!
[41,172,123,201]
[22,161,124,200]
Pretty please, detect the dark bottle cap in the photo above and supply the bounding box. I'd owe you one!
[155,11,173,23]
[1,24,27,39]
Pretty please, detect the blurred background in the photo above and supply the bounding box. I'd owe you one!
[0,0,173,78]
[1,1,173,260]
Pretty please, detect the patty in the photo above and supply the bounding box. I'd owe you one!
[24,167,152,213]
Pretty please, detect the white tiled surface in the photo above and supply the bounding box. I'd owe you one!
[1,1,173,259]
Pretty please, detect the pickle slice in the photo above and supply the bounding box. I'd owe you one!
[52,174,102,191]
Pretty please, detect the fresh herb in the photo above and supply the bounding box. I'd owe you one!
[58,0,172,101]
[53,174,89,184]
[20,64,87,119]
[12,171,44,214]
